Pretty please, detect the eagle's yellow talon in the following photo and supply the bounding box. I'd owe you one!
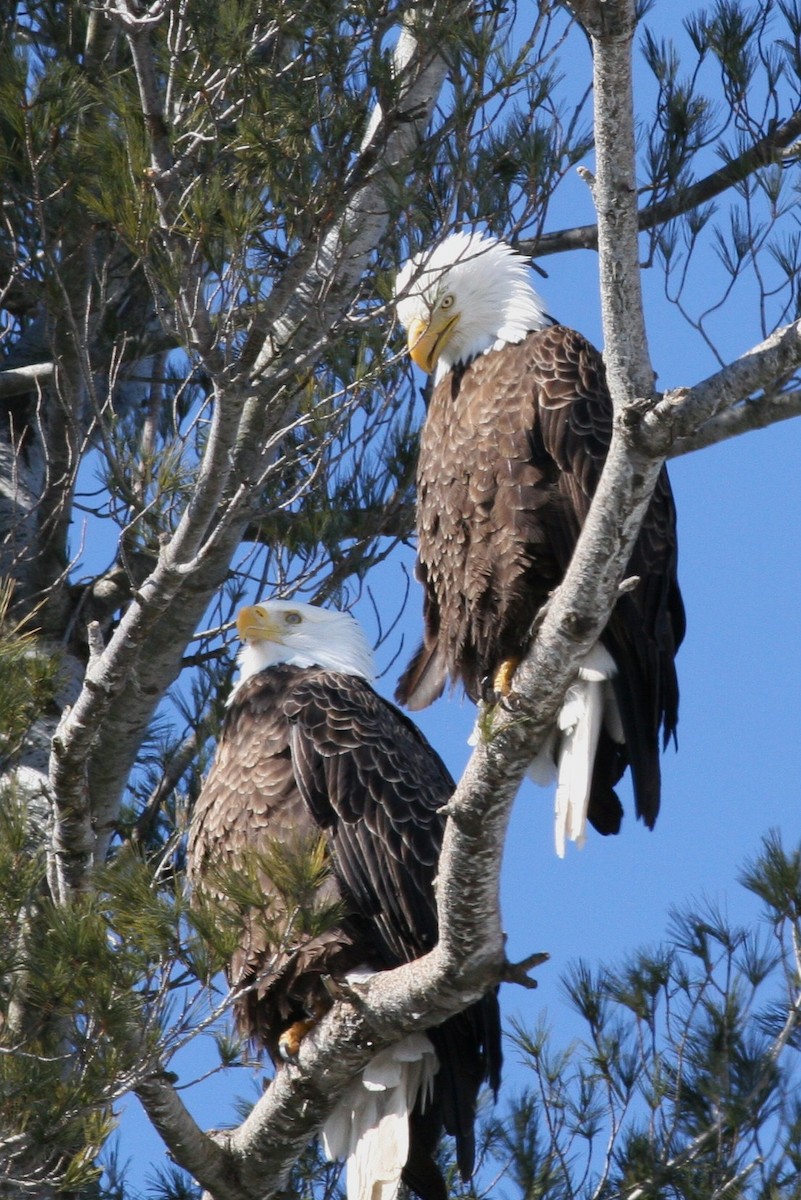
[278,1017,318,1061]
[493,656,520,698]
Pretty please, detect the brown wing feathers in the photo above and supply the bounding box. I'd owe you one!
[286,676,449,960]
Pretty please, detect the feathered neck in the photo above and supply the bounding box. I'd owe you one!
[235,637,375,683]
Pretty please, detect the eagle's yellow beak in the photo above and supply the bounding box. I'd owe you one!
[406,308,459,374]
[236,605,281,645]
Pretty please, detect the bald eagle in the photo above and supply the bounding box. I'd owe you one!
[187,600,501,1200]
[394,231,685,856]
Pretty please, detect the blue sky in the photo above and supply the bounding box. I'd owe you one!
[113,1,801,1189]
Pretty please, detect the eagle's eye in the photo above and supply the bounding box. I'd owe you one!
[284,611,302,626]
[440,293,454,311]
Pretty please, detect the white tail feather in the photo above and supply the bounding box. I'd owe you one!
[476,645,622,856]
[553,645,619,858]
[553,680,605,857]
[321,1033,439,1200]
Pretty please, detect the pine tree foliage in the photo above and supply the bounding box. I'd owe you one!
[0,579,60,764]
[0,0,800,1197]
[479,833,801,1199]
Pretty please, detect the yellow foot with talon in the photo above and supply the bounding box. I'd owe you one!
[492,656,521,698]
[278,1017,318,1061]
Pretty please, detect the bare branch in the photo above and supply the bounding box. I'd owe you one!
[0,364,54,399]
[669,389,801,458]
[579,0,655,402]
[245,10,462,386]
[528,87,801,260]
[135,1070,250,1200]
[121,21,220,366]
[638,318,801,457]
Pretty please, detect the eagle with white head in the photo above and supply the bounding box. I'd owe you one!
[394,231,685,856]
[187,599,501,1200]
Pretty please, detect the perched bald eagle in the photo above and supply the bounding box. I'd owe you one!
[394,231,685,856]
[187,600,501,1200]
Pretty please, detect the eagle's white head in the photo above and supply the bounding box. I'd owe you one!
[394,230,551,383]
[231,600,376,698]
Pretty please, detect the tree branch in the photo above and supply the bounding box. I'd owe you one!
[668,388,801,458]
[121,18,221,369]
[245,9,461,387]
[0,363,54,399]
[526,96,801,259]
[135,1070,250,1200]
[577,0,655,402]
[637,318,801,457]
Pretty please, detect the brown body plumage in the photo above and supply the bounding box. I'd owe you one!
[396,316,685,837]
[188,631,501,1200]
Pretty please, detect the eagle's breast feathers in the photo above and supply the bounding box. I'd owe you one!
[414,323,616,705]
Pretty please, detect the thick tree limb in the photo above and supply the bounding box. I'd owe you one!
[668,388,801,458]
[135,1071,250,1200]
[575,0,655,403]
[638,319,801,457]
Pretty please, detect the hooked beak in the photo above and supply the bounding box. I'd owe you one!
[236,605,282,645]
[406,309,459,374]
